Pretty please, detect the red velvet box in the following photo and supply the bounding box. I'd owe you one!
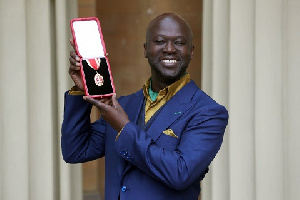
[70,17,115,98]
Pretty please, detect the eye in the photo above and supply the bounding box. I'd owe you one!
[175,40,186,46]
[154,40,165,45]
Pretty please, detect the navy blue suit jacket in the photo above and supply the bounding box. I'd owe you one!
[61,80,228,200]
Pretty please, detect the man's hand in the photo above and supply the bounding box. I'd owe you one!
[83,94,130,132]
[69,39,84,91]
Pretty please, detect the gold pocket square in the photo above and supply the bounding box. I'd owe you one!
[163,129,178,138]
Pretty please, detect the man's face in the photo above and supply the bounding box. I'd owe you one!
[144,15,194,84]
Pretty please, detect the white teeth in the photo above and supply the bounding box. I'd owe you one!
[162,60,177,64]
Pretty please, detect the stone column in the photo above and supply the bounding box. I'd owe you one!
[254,0,285,199]
[202,0,231,200]
[0,0,81,200]
[285,1,300,199]
[229,0,256,199]
[0,1,29,200]
[202,0,300,199]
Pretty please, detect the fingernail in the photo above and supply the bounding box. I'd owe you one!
[83,96,86,100]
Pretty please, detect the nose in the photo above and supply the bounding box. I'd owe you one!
[163,41,176,54]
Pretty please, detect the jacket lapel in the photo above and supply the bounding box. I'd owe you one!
[145,81,199,141]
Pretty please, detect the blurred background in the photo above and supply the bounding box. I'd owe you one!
[0,0,299,200]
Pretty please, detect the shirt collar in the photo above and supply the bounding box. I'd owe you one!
[143,73,191,102]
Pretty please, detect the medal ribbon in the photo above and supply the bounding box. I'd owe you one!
[86,58,101,70]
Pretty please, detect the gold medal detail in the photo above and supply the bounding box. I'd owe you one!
[86,58,104,86]
[94,72,104,86]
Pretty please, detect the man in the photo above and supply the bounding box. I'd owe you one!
[62,13,228,200]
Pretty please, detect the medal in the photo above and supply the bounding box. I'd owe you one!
[94,72,104,86]
[86,58,104,86]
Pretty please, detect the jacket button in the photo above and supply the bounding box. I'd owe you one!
[120,150,127,156]
[121,186,127,192]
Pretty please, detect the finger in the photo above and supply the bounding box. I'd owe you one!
[83,96,96,104]
[70,38,74,46]
[69,56,81,68]
[83,96,107,110]
[70,51,80,61]
[70,39,76,50]
[69,52,81,71]
[69,64,80,73]
[83,96,98,107]
[69,66,80,75]
[111,94,120,109]
[100,98,112,106]
[69,56,76,65]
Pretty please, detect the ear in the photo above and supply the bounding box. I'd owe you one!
[143,43,148,58]
[190,45,194,60]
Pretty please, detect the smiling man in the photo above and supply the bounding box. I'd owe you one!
[144,13,194,89]
[62,13,228,200]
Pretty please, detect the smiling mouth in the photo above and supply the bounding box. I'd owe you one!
[161,59,177,64]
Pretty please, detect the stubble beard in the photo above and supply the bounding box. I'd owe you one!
[149,60,189,85]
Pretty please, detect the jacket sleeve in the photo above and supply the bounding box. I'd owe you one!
[114,104,228,190]
[61,92,107,163]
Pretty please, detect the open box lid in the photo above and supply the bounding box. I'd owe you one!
[71,18,106,59]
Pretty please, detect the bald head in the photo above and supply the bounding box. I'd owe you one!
[146,13,193,45]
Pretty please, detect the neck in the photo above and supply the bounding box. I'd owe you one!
[150,71,186,92]
[151,78,169,92]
